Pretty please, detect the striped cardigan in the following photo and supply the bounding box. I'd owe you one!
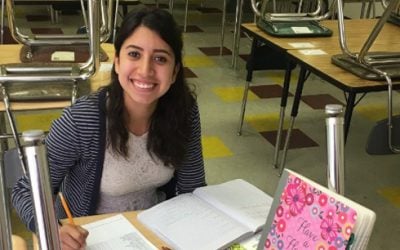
[12,89,206,232]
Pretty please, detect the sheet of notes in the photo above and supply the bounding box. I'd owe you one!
[82,214,157,250]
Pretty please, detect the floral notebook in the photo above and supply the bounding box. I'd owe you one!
[258,169,358,250]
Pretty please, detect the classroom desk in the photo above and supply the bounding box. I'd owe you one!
[241,19,400,52]
[240,19,400,173]
[0,42,115,112]
[33,211,169,249]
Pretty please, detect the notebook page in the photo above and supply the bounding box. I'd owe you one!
[82,214,157,250]
[193,179,273,232]
[138,193,251,250]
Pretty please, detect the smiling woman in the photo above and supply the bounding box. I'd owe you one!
[115,25,179,113]
[12,7,206,250]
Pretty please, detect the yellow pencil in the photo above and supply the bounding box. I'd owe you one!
[58,193,75,225]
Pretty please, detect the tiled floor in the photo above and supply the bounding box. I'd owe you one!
[3,1,400,249]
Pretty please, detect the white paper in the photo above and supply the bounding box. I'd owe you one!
[291,26,312,34]
[194,179,273,232]
[82,214,157,250]
[298,49,327,55]
[138,193,250,250]
[288,42,315,49]
[51,51,75,61]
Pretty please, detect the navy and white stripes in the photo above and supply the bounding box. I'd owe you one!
[12,89,206,232]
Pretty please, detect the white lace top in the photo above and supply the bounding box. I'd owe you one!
[95,132,174,214]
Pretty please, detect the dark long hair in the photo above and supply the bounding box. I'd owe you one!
[105,7,196,168]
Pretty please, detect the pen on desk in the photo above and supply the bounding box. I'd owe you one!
[58,192,75,225]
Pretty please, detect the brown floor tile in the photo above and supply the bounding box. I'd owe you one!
[301,94,344,110]
[250,84,293,99]
[26,15,51,22]
[198,46,232,56]
[239,54,249,62]
[184,67,197,78]
[31,28,64,35]
[261,129,319,149]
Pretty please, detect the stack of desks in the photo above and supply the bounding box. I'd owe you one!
[241,19,400,169]
[0,43,115,112]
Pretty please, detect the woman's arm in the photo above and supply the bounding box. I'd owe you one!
[175,103,206,194]
[12,106,80,232]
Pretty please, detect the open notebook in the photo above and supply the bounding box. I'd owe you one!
[138,179,273,250]
[257,169,376,250]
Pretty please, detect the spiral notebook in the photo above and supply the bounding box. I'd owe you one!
[257,169,376,250]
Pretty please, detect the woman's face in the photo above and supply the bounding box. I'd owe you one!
[115,25,179,108]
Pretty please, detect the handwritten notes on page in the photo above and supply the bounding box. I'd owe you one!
[82,214,157,250]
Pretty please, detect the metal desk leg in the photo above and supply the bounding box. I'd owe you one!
[237,38,258,135]
[169,0,174,13]
[278,66,308,175]
[273,61,294,168]
[344,92,356,143]
[231,0,243,68]
[220,0,227,55]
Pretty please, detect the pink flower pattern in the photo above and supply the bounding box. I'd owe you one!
[284,183,306,216]
[264,174,357,250]
[320,217,341,242]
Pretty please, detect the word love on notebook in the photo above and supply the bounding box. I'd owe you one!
[264,174,357,250]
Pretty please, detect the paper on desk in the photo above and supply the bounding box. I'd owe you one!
[82,214,157,250]
[291,26,312,34]
[51,51,75,61]
[298,49,327,55]
[288,42,315,49]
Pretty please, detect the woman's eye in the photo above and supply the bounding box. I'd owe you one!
[154,56,167,63]
[128,51,140,58]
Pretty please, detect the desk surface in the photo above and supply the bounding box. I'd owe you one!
[242,19,400,92]
[241,19,400,52]
[288,48,399,93]
[0,43,115,111]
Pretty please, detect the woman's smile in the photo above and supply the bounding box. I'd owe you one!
[130,78,156,90]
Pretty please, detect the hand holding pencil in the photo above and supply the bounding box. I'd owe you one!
[58,193,89,250]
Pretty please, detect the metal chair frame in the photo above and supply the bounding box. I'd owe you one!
[254,0,334,21]
[5,0,114,46]
[0,0,101,177]
[238,0,333,135]
[332,0,400,153]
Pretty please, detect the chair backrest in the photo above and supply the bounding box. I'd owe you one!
[258,0,331,21]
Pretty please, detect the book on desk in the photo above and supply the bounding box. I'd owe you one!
[257,169,376,250]
[79,173,375,250]
[137,179,274,250]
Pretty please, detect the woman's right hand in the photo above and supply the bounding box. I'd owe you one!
[59,224,89,250]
